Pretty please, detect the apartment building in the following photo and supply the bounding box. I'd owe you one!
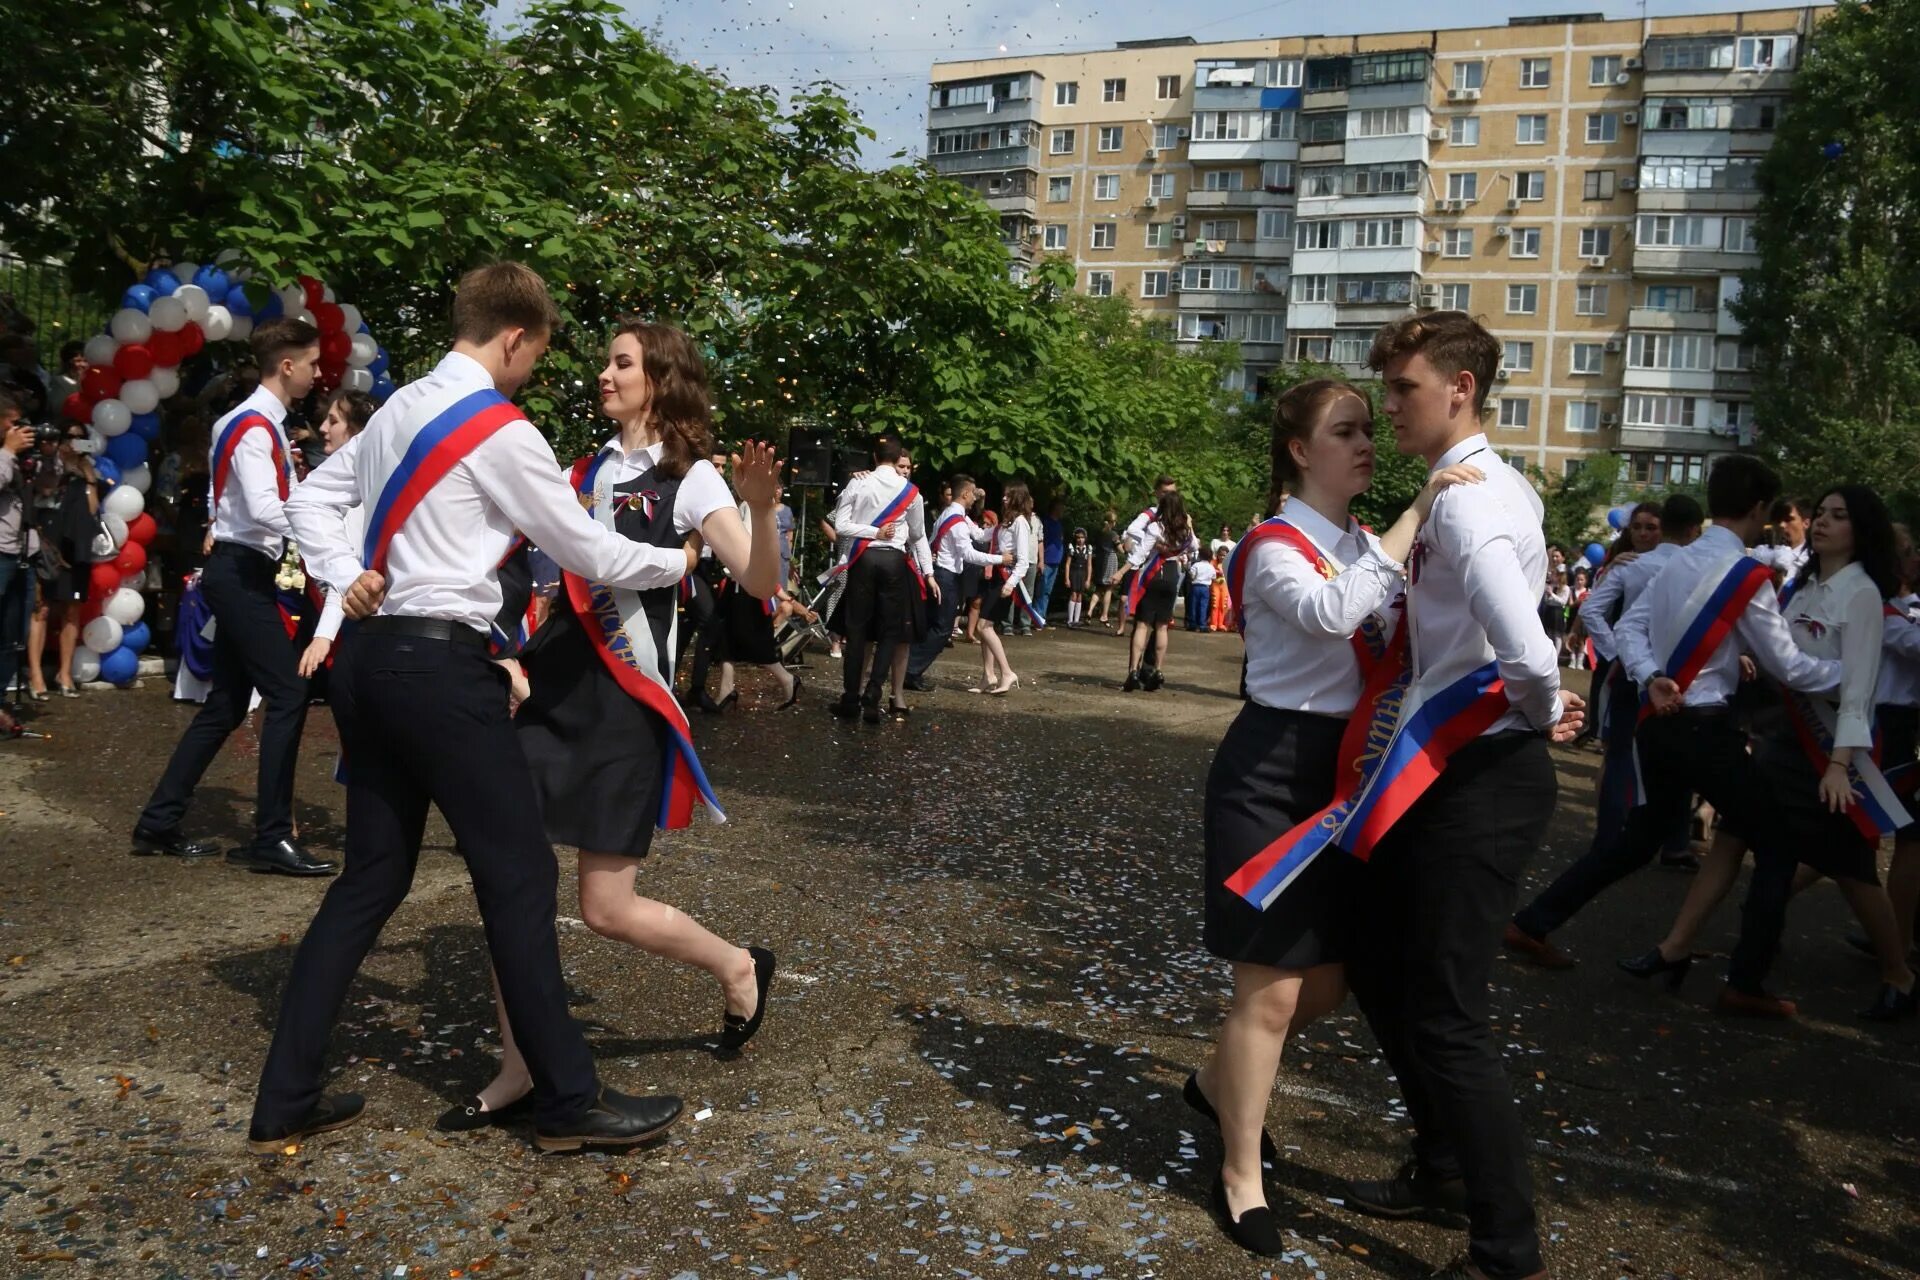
[926,8,1824,483]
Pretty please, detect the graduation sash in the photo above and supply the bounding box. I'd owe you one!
[831,481,920,577]
[564,451,724,831]
[1224,516,1390,677]
[1012,580,1047,629]
[1126,553,1165,615]
[933,509,969,565]
[211,410,290,510]
[361,388,522,574]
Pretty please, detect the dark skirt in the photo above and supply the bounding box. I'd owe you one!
[981,575,1016,624]
[516,607,670,859]
[961,563,985,604]
[1751,729,1878,883]
[718,582,780,665]
[826,547,924,644]
[1065,556,1093,593]
[1204,703,1357,968]
[1133,561,1179,627]
[1881,703,1918,838]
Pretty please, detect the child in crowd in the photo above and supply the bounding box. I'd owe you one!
[1063,527,1094,628]
[1187,551,1217,631]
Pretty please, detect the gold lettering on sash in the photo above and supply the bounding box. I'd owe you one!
[1354,681,1407,777]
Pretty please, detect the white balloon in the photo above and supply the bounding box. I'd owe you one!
[277,285,306,315]
[110,308,154,345]
[122,463,152,493]
[104,513,129,548]
[83,615,124,656]
[341,367,374,393]
[321,284,336,303]
[215,248,245,266]
[295,308,317,327]
[338,303,363,333]
[70,649,101,684]
[91,399,132,437]
[231,265,253,281]
[174,283,211,325]
[84,334,119,368]
[148,296,188,333]
[105,586,147,627]
[203,305,233,342]
[149,365,180,399]
[226,315,252,342]
[171,261,201,290]
[347,333,378,367]
[103,484,145,522]
[119,378,160,414]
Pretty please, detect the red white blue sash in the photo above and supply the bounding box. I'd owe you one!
[362,388,521,573]
[211,410,290,510]
[1012,580,1047,629]
[1126,553,1164,615]
[831,481,920,577]
[564,451,723,830]
[1225,516,1390,677]
[933,510,968,563]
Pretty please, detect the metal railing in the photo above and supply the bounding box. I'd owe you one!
[0,255,111,349]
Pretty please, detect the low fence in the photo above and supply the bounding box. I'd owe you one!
[0,254,111,349]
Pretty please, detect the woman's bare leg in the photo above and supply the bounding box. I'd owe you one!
[1655,831,1748,960]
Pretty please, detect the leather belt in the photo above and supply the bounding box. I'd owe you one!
[358,615,487,648]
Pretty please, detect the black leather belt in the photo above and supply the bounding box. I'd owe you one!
[358,615,487,648]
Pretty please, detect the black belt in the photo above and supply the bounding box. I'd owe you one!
[358,615,488,649]
[210,539,279,563]
[1669,703,1732,720]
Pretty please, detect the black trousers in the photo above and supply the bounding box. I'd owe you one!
[252,623,599,1133]
[139,541,308,844]
[906,566,962,679]
[1347,732,1555,1280]
[840,548,907,703]
[1588,663,1689,858]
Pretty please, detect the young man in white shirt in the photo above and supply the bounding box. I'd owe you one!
[1341,312,1585,1280]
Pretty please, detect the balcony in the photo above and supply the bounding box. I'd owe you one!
[1187,238,1291,262]
[984,192,1037,219]
[1192,84,1267,112]
[1184,188,1293,210]
[1642,65,1795,97]
[1632,188,1760,216]
[1300,140,1345,166]
[1618,422,1731,451]
[1631,244,1757,276]
[927,97,1042,131]
[1333,298,1417,326]
[1714,368,1755,394]
[1171,289,1272,310]
[1189,136,1300,164]
[929,143,1042,177]
[1622,366,1716,394]
[1628,306,1719,331]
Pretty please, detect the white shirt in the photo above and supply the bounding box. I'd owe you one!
[1210,537,1237,558]
[1617,523,1838,709]
[1752,540,1810,577]
[1122,505,1157,554]
[594,436,734,536]
[1407,435,1561,733]
[287,351,690,634]
[831,464,933,577]
[1241,497,1403,715]
[989,517,1033,585]
[1578,541,1681,664]
[311,502,368,642]
[209,385,295,558]
[1125,519,1198,571]
[1878,595,1920,710]
[1189,560,1217,587]
[1780,562,1885,750]
[932,501,1000,574]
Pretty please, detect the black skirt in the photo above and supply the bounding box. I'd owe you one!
[1751,730,1879,883]
[961,564,985,604]
[1133,561,1179,627]
[1880,703,1918,837]
[718,581,780,665]
[981,574,1016,624]
[1204,703,1357,968]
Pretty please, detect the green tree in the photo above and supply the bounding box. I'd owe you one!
[1529,453,1618,554]
[1246,363,1427,530]
[1735,0,1920,521]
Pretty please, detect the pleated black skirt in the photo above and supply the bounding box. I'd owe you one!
[1751,730,1879,883]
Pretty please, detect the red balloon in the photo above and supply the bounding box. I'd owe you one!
[319,330,352,363]
[62,393,92,423]
[114,540,148,579]
[127,512,158,546]
[112,343,156,381]
[179,321,204,357]
[148,329,185,367]
[79,600,104,625]
[81,366,122,402]
[300,275,326,309]
[312,301,345,332]
[313,368,341,395]
[89,563,121,598]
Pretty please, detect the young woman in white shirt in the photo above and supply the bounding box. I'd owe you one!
[1188,380,1479,1254]
[1120,492,1198,691]
[972,483,1032,694]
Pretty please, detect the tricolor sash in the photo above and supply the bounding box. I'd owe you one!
[563,452,724,831]
[362,388,521,573]
[1012,580,1047,630]
[1224,517,1390,677]
[933,510,969,562]
[831,481,920,577]
[211,410,290,510]
[1126,553,1164,615]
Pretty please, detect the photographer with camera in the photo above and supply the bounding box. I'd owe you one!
[23,417,103,700]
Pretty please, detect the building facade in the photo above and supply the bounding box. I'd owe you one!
[926,8,1823,484]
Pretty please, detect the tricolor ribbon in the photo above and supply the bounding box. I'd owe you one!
[1224,516,1389,675]
[211,410,291,510]
[1126,553,1164,616]
[831,481,921,579]
[362,388,521,573]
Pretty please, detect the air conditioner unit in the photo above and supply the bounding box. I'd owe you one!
[1173,229,1188,241]
[1172,214,1188,226]
[1494,368,1512,381]
[1427,127,1448,142]
[1494,224,1512,237]
[1447,87,1482,102]
[1423,239,1442,254]
[1176,127,1191,139]
[1614,72,1632,86]
[1604,337,1624,353]
[1624,56,1644,71]
[1505,198,1521,211]
[1143,196,1159,209]
[1623,110,1640,126]
[1601,411,1620,426]
[1418,286,1441,308]
[1620,176,1640,191]
[1585,255,1608,268]
[1145,148,1159,160]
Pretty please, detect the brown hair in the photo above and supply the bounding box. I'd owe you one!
[452,262,560,343]
[250,316,320,372]
[1002,481,1035,518]
[1155,491,1194,557]
[1266,378,1372,516]
[1366,310,1500,415]
[325,388,376,437]
[612,318,714,480]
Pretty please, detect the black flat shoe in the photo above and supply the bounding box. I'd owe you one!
[830,696,860,719]
[903,674,935,693]
[131,826,220,859]
[861,698,883,725]
[1182,1073,1278,1164]
[1860,983,1919,1022]
[247,1092,366,1154]
[1617,946,1693,990]
[534,1087,681,1153]
[718,946,778,1052]
[227,839,339,877]
[434,1092,532,1132]
[1210,1174,1285,1257]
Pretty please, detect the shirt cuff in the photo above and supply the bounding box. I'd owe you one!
[1833,711,1874,751]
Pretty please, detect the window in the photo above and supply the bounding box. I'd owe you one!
[1443,228,1474,257]
[1440,283,1472,310]
[1499,397,1532,429]
[1346,162,1417,195]
[1182,264,1242,292]
[1291,275,1329,304]
[1295,220,1339,251]
[1153,123,1183,150]
[1260,160,1294,191]
[1155,74,1182,101]
[1575,283,1610,315]
[1141,270,1170,298]
[1506,284,1538,314]
[1306,57,1350,91]
[1353,51,1428,85]
[1103,77,1126,102]
[1337,276,1413,305]
[1503,340,1535,372]
[1200,219,1238,242]
[1718,401,1754,432]
[1086,271,1113,298]
[1636,214,1708,247]
[1196,110,1263,141]
[1145,223,1174,249]
[1094,174,1119,200]
[1723,217,1758,254]
[1624,396,1700,429]
[1301,112,1346,143]
[1202,169,1245,191]
[1258,209,1292,240]
[1655,39,1735,72]
[1642,284,1697,311]
[1517,115,1548,144]
[1510,227,1542,258]
[1300,167,1340,198]
[1586,113,1618,144]
[1566,401,1602,433]
[1265,59,1303,88]
[1043,224,1067,251]
[1731,98,1782,131]
[1331,331,1371,365]
[1050,128,1075,154]
[1628,333,1711,370]
[1449,116,1481,146]
[1735,35,1793,71]
[1638,155,1761,191]
[1590,54,1622,85]
[1355,108,1411,137]
[1097,126,1123,153]
[1570,342,1606,374]
[1520,58,1552,88]
[1055,81,1078,106]
[1623,450,1709,488]
[1579,227,1613,258]
[1047,176,1071,202]
[1583,170,1617,200]
[1291,335,1331,362]
[1716,340,1756,371]
[1145,173,1174,201]
[1452,61,1484,91]
[1515,171,1546,200]
[1353,218,1409,248]
[1447,172,1479,201]
[1265,111,1297,140]
[930,125,1033,155]
[1181,313,1232,341]
[1090,222,1116,249]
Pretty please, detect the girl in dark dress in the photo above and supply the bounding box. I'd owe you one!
[1063,527,1094,627]
[1119,492,1196,692]
[444,321,786,1130]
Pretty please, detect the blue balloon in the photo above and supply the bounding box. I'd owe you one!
[122,621,152,654]
[1584,542,1606,565]
[144,268,181,296]
[93,457,122,488]
[368,347,390,377]
[1822,141,1845,160]
[225,284,254,317]
[193,266,231,299]
[370,376,397,403]
[100,644,141,685]
[256,289,284,319]
[129,411,162,442]
[121,284,157,313]
[356,321,370,334]
[1606,507,1627,530]
[105,433,149,470]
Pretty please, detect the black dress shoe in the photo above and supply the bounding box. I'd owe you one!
[1617,946,1694,990]
[861,697,883,725]
[131,826,220,859]
[246,1092,365,1154]
[698,690,725,714]
[1182,1072,1279,1164]
[1122,670,1141,692]
[830,696,860,719]
[227,839,339,877]
[718,946,778,1052]
[435,1092,532,1132]
[1659,851,1702,872]
[903,674,935,693]
[1345,1158,1470,1224]
[534,1087,682,1152]
[1142,666,1165,691]
[1210,1174,1286,1256]
[1860,982,1919,1022]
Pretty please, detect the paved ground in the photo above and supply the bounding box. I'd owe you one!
[1,625,1916,1280]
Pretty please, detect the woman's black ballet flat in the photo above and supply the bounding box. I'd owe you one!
[1617,947,1693,990]
[1183,1072,1279,1164]
[1859,983,1918,1022]
[719,946,778,1052]
[1210,1174,1286,1257]
[774,683,801,711]
[434,1092,530,1132]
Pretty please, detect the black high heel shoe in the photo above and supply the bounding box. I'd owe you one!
[1182,1073,1279,1164]
[1210,1174,1286,1257]
[774,680,801,711]
[1617,946,1693,989]
[1859,982,1918,1022]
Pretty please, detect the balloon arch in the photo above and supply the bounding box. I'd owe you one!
[59,256,393,686]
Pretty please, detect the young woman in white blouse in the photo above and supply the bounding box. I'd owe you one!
[1119,491,1199,692]
[972,482,1032,694]
[1187,380,1480,1254]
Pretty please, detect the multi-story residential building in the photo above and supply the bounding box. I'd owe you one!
[927,8,1823,484]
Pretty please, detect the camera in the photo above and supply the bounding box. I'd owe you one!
[31,422,63,447]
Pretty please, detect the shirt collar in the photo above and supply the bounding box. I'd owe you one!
[1700,523,1744,553]
[434,350,495,391]
[599,433,661,465]
[1279,495,1357,554]
[1432,432,1490,472]
[241,384,289,429]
